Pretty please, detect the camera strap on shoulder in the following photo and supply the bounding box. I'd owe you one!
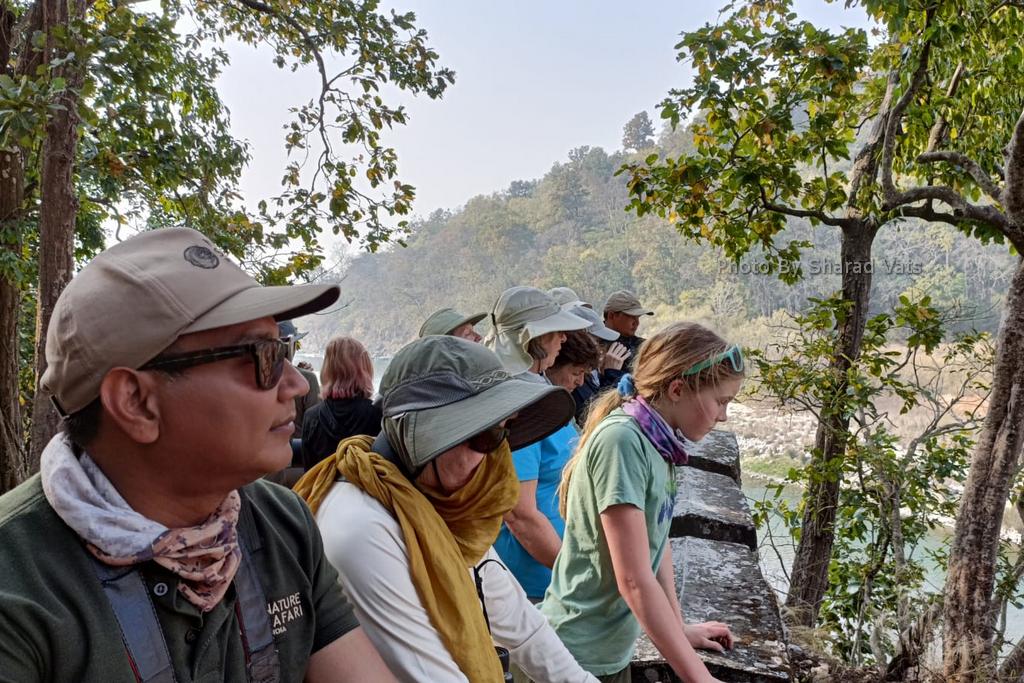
[473,557,514,681]
[472,557,507,634]
[90,495,280,683]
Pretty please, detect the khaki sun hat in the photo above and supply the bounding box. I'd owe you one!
[547,286,591,308]
[484,286,590,374]
[603,290,654,317]
[41,227,340,416]
[379,336,575,474]
[418,307,487,338]
[563,303,619,342]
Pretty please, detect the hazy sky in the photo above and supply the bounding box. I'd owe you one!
[215,1,872,238]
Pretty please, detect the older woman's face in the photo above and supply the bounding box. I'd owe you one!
[431,443,486,491]
[536,331,567,372]
[547,363,589,392]
[450,323,482,343]
[423,417,514,493]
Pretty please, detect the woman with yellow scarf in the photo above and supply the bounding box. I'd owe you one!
[295,335,598,683]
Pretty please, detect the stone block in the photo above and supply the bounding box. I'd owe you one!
[686,430,741,483]
[672,467,757,550]
[630,537,790,682]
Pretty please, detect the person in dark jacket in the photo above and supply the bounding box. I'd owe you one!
[602,290,654,361]
[301,336,382,471]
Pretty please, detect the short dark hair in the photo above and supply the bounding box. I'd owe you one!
[62,397,103,450]
[551,330,601,370]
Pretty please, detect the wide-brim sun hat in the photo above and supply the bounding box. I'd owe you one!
[484,286,590,374]
[562,302,619,342]
[548,286,587,307]
[380,335,575,473]
[418,307,487,337]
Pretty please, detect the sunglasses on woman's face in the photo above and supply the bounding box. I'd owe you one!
[466,424,511,454]
[139,338,293,390]
[681,344,745,377]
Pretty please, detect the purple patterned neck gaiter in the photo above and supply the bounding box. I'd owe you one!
[621,395,689,466]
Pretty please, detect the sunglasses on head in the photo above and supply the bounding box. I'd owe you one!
[466,423,511,454]
[681,344,744,377]
[139,338,293,390]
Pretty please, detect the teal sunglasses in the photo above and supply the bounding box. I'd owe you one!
[682,344,745,377]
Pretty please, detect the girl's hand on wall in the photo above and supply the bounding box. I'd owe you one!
[684,621,734,653]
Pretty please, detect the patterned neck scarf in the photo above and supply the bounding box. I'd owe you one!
[621,394,690,466]
[40,434,242,613]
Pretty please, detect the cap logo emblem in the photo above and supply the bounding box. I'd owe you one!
[183,245,219,269]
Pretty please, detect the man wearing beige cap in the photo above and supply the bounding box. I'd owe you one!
[603,289,654,362]
[0,228,395,682]
[418,306,487,342]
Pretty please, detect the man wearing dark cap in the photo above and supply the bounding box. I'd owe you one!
[418,306,487,342]
[602,290,654,362]
[0,228,395,682]
[278,319,321,432]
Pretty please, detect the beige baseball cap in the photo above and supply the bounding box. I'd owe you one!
[41,228,340,415]
[603,290,654,317]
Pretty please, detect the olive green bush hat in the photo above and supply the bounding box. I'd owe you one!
[379,336,574,473]
[483,286,590,374]
[418,307,487,337]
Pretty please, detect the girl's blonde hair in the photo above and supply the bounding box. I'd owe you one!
[558,321,743,517]
[320,336,374,400]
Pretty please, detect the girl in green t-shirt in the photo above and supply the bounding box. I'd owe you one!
[541,322,745,683]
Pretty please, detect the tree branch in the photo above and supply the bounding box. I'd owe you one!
[917,151,1003,202]
[891,185,1015,243]
[1003,106,1024,226]
[847,70,899,212]
[758,186,850,227]
[881,22,934,206]
[924,61,965,153]
[230,0,332,153]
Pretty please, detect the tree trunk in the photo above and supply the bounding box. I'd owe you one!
[27,0,85,466]
[942,258,1024,681]
[0,149,27,493]
[0,3,34,493]
[785,220,877,626]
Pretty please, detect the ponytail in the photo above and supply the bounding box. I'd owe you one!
[558,387,628,518]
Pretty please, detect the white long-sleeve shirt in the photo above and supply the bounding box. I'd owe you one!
[316,481,598,683]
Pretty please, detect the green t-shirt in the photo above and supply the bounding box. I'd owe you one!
[539,409,677,676]
[0,476,358,683]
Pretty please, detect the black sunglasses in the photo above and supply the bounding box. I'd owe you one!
[466,424,511,454]
[139,338,293,390]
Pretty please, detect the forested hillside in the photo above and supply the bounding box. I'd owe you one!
[301,122,1017,356]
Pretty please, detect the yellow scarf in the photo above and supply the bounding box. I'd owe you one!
[294,435,519,682]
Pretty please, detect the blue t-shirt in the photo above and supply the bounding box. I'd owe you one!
[494,423,578,598]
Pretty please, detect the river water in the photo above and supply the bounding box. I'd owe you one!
[743,479,1024,651]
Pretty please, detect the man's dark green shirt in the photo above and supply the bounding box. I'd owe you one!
[0,476,358,682]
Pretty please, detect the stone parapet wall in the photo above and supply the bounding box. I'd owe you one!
[630,430,792,682]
